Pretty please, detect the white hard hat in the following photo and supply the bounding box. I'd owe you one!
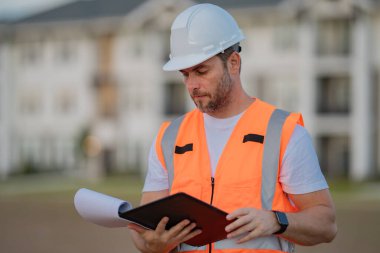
[163,3,245,71]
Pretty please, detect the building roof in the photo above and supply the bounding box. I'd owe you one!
[16,0,284,24]
[17,0,145,23]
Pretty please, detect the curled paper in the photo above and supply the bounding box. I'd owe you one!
[74,188,132,227]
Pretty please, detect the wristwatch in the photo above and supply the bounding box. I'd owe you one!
[273,211,288,234]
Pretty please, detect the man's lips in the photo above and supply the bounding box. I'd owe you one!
[192,93,209,99]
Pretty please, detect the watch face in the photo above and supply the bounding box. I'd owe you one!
[276,211,288,225]
[273,211,288,234]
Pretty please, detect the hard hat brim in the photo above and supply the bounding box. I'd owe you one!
[162,51,218,72]
[163,36,245,72]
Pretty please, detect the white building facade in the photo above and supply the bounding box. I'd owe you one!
[0,0,379,181]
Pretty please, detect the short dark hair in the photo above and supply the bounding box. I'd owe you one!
[216,43,242,71]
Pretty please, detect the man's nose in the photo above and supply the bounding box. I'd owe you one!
[185,74,200,90]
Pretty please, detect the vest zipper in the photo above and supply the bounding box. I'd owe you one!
[209,177,215,253]
[210,177,215,205]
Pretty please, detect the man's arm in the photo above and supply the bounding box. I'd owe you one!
[129,190,202,253]
[225,189,337,245]
[284,189,337,245]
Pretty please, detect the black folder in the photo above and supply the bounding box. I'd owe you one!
[119,192,232,247]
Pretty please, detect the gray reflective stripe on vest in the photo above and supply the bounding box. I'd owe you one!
[161,115,185,191]
[261,109,290,210]
[161,115,205,252]
[175,237,293,252]
[215,234,294,252]
[177,244,206,252]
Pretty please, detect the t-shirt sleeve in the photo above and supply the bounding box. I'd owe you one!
[142,136,169,192]
[280,125,329,194]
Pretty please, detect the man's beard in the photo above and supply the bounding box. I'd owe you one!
[192,70,233,114]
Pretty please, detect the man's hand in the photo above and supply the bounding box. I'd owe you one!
[224,190,337,246]
[128,217,202,253]
[225,208,280,243]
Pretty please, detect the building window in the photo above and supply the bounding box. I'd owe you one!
[18,91,42,115]
[94,74,118,118]
[133,36,143,58]
[56,41,75,63]
[317,75,350,114]
[99,83,118,118]
[20,42,41,65]
[273,22,298,52]
[164,81,186,115]
[317,18,351,56]
[255,75,276,104]
[56,89,76,114]
[317,135,350,178]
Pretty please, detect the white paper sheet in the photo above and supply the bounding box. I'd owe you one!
[74,188,132,228]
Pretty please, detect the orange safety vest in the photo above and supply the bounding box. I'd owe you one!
[156,99,304,253]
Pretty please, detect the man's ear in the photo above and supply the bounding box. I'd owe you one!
[228,52,241,74]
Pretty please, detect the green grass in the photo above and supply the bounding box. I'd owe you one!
[1,173,379,205]
[0,172,145,204]
[326,178,380,209]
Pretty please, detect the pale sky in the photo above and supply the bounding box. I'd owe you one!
[0,0,74,20]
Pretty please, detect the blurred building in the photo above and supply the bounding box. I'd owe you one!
[0,0,379,181]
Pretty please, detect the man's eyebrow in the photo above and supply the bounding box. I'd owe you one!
[179,63,210,75]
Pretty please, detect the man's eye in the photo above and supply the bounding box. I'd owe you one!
[197,70,207,75]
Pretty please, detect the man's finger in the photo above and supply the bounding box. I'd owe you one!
[226,208,250,220]
[175,222,197,239]
[127,223,148,234]
[181,229,202,243]
[156,217,169,234]
[227,222,256,239]
[166,219,190,238]
[225,215,252,233]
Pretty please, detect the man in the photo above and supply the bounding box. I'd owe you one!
[128,3,337,253]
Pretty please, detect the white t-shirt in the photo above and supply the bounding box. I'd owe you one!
[143,112,328,194]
